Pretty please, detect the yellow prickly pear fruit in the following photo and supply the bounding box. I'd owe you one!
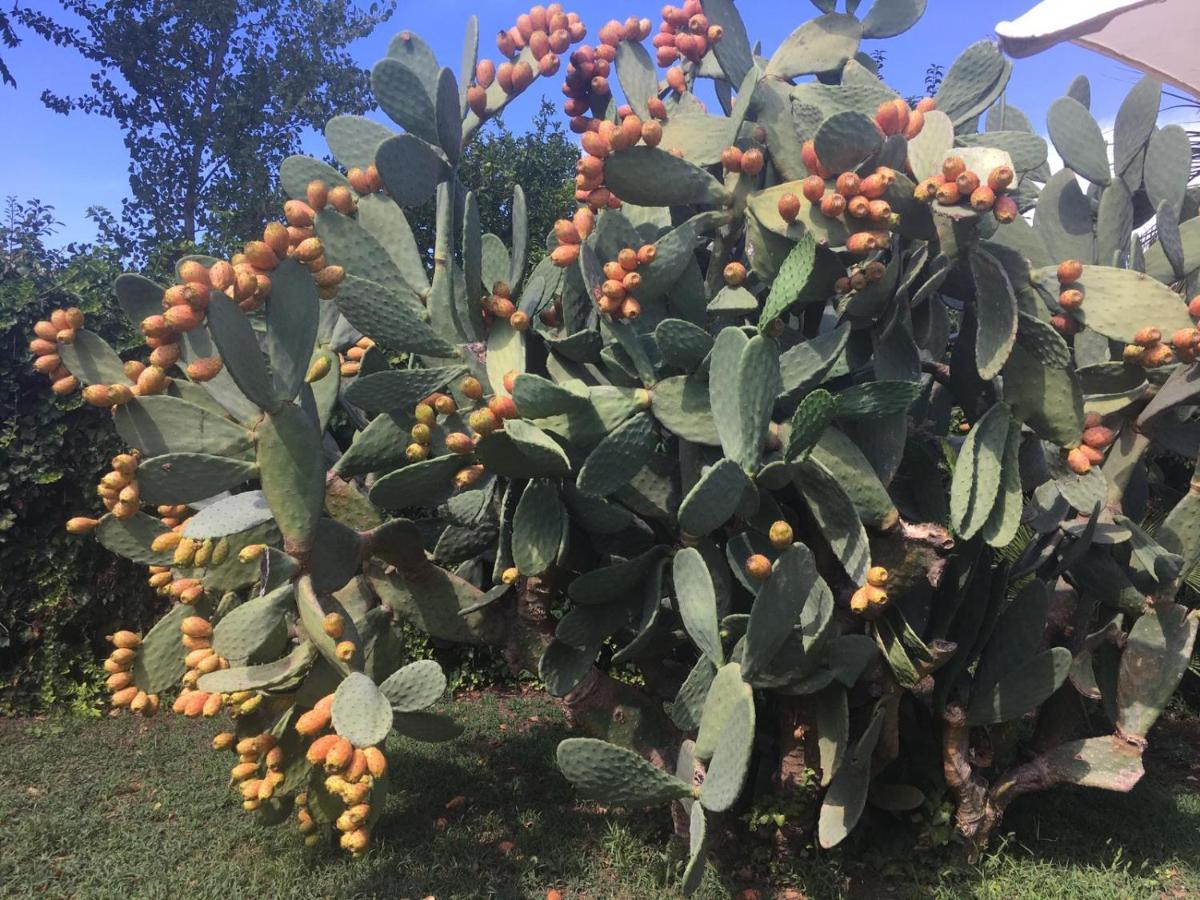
[238,543,266,564]
[324,736,354,772]
[265,746,284,770]
[103,657,127,674]
[346,804,370,827]
[1066,447,1092,475]
[181,668,201,689]
[109,646,137,666]
[745,554,772,581]
[66,517,100,534]
[236,736,261,756]
[341,828,370,853]
[81,384,114,407]
[151,531,182,553]
[173,537,197,567]
[181,616,213,639]
[342,780,371,805]
[143,694,160,717]
[117,484,140,505]
[501,566,519,585]
[325,774,348,799]
[343,748,368,784]
[240,779,262,800]
[111,500,138,520]
[334,640,355,662]
[109,631,141,650]
[212,732,236,752]
[295,706,332,736]
[147,571,171,589]
[238,694,263,715]
[196,653,222,675]
[767,520,793,549]
[257,779,276,801]
[304,833,322,848]
[305,355,331,383]
[231,762,259,782]
[130,690,150,714]
[866,566,889,588]
[363,746,388,778]
[111,686,139,708]
[210,537,230,566]
[297,809,316,833]
[336,810,356,832]
[193,539,213,568]
[242,798,261,812]
[306,733,341,765]
[322,612,345,640]
[106,671,133,691]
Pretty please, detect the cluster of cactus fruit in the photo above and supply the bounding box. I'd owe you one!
[34,0,1200,882]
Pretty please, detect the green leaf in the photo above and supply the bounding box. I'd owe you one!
[761,233,818,328]
[557,738,693,806]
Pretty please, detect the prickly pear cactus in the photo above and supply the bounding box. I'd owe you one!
[35,0,1200,882]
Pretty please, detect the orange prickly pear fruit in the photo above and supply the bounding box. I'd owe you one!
[942,156,966,181]
[969,185,996,212]
[243,241,279,270]
[335,640,355,662]
[122,360,146,382]
[745,554,772,581]
[263,221,290,257]
[934,181,960,205]
[66,517,99,534]
[344,748,368,784]
[51,375,79,396]
[801,175,825,203]
[363,745,388,778]
[111,686,139,708]
[819,193,846,218]
[34,320,58,341]
[33,353,61,374]
[202,692,223,717]
[110,630,141,650]
[328,185,355,214]
[285,200,316,228]
[459,376,483,400]
[1082,426,1116,449]
[993,195,1019,223]
[212,732,236,752]
[721,145,743,172]
[151,531,181,553]
[109,647,137,667]
[1133,326,1162,347]
[866,566,889,588]
[306,733,341,766]
[323,612,345,640]
[231,761,259,782]
[30,337,57,356]
[723,262,747,287]
[1066,447,1091,475]
[740,148,764,176]
[149,343,180,369]
[550,244,580,267]
[955,170,980,196]
[306,180,329,211]
[136,365,167,395]
[325,736,354,772]
[296,706,332,737]
[903,108,925,139]
[164,303,204,332]
[209,260,235,291]
[1059,289,1084,311]
[106,671,133,692]
[181,616,213,639]
[768,521,793,549]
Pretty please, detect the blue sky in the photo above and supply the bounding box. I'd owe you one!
[1,0,1170,247]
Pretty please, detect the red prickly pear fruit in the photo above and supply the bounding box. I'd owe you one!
[580,131,609,158]
[768,520,793,549]
[445,432,476,454]
[1066,447,1091,475]
[1059,289,1084,312]
[867,199,892,223]
[496,29,516,57]
[835,172,861,197]
[554,218,581,245]
[942,156,966,182]
[1057,259,1083,285]
[489,395,519,420]
[916,96,937,113]
[622,271,642,292]
[721,145,743,172]
[955,171,980,196]
[903,108,925,139]
[656,45,679,67]
[846,195,870,219]
[1079,444,1105,465]
[620,114,642,146]
[1082,425,1117,449]
[988,166,1015,193]
[616,247,639,271]
[874,99,900,135]
[636,244,657,266]
[667,66,686,93]
[467,85,488,117]
[778,193,802,223]
[993,195,1019,223]
[164,304,204,332]
[460,376,484,401]
[620,296,641,320]
[801,176,825,204]
[1133,326,1162,347]
[469,408,499,436]
[934,181,961,205]
[819,192,846,218]
[800,139,824,177]
[539,54,560,78]
[723,262,747,286]
[647,97,668,120]
[529,30,550,60]
[740,148,764,176]
[186,357,223,382]
[745,554,772,581]
[1172,328,1198,352]
[969,185,996,211]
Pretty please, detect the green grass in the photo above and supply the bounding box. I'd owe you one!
[0,693,1196,899]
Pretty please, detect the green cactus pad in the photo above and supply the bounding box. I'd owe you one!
[336,276,455,358]
[114,396,253,460]
[746,182,853,246]
[761,233,818,328]
[949,402,1010,540]
[379,658,447,712]
[793,458,871,585]
[114,272,164,326]
[197,641,318,695]
[1003,341,1084,446]
[512,479,564,576]
[814,112,883,176]
[205,294,279,411]
[970,247,1019,380]
[678,459,749,538]
[256,403,325,553]
[817,700,885,848]
[835,380,922,420]
[264,259,320,402]
[699,690,755,812]
[557,738,693,807]
[934,40,1010,127]
[511,374,590,418]
[649,376,721,445]
[1032,264,1192,342]
[673,548,724,666]
[1036,735,1146,792]
[325,114,395,171]
[1144,124,1190,218]
[577,412,659,497]
[694,662,751,759]
[779,325,850,397]
[967,647,1072,725]
[93,512,174,566]
[906,109,955,182]
[981,424,1022,548]
[279,154,350,200]
[766,13,862,79]
[371,57,439,145]
[604,146,729,209]
[1116,602,1199,739]
[343,366,465,416]
[330,671,395,748]
[614,39,656,121]
[136,452,257,505]
[743,543,830,680]
[434,67,462,166]
[957,130,1047,173]
[474,421,571,478]
[861,0,927,38]
[57,330,127,386]
[373,133,446,209]
[1033,169,1095,265]
[181,491,272,539]
[211,583,292,665]
[369,455,466,510]
[785,389,836,462]
[809,428,897,529]
[131,600,205,694]
[1046,96,1111,185]
[672,657,718,731]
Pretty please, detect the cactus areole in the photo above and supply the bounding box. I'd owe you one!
[37,0,1200,882]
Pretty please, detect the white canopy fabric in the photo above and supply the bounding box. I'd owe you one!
[995,0,1200,98]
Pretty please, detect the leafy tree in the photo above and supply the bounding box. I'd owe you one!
[0,7,18,87]
[18,0,396,260]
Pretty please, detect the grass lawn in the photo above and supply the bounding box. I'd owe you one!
[0,690,1196,899]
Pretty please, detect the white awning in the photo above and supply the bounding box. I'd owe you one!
[995,0,1200,98]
